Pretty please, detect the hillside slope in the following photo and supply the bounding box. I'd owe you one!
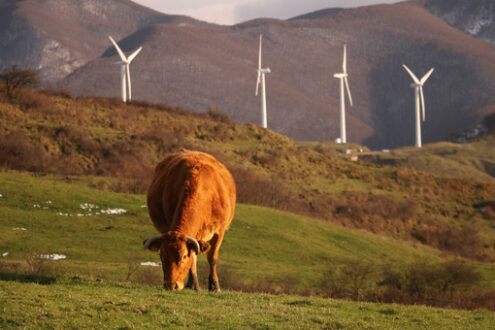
[1,91,495,261]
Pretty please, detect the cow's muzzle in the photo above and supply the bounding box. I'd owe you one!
[164,281,184,291]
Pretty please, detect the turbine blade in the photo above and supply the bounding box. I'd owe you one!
[420,87,426,122]
[258,34,262,71]
[108,36,127,62]
[420,68,434,84]
[344,77,353,107]
[255,72,261,96]
[402,64,420,84]
[128,46,143,63]
[343,45,347,73]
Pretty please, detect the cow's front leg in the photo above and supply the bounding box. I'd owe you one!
[185,253,200,290]
[207,233,224,292]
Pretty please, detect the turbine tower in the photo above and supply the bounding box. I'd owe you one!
[108,36,142,103]
[333,45,353,144]
[255,34,271,129]
[402,64,434,148]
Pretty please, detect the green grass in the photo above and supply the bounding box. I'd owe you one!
[0,171,448,294]
[1,279,494,329]
[366,138,495,182]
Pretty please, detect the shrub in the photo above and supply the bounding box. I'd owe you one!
[0,130,49,172]
[25,254,49,274]
[0,65,39,100]
[321,260,375,300]
[205,105,231,123]
[379,260,486,309]
[483,112,495,131]
[41,88,73,99]
[228,164,311,216]
[411,222,486,260]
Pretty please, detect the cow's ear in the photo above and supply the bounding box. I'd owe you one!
[143,235,163,251]
[197,240,210,255]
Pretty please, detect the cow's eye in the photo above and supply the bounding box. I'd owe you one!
[183,255,187,260]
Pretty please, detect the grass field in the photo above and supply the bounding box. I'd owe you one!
[0,171,449,294]
[1,279,494,329]
[1,171,495,318]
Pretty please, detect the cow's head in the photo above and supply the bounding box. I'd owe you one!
[143,231,210,290]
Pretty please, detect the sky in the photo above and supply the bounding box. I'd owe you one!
[134,0,401,25]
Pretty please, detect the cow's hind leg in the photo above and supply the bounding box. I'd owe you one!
[207,233,224,292]
[185,253,200,290]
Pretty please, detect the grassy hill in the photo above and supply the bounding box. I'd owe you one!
[2,279,494,329]
[1,90,495,262]
[0,171,440,289]
[1,171,494,310]
[361,135,495,182]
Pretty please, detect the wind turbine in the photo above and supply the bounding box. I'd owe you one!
[108,36,142,103]
[255,34,271,129]
[333,45,353,144]
[402,64,434,148]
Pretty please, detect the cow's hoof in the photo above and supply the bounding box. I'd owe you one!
[208,279,221,292]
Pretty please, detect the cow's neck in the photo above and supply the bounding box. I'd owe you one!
[171,200,206,239]
[170,168,210,239]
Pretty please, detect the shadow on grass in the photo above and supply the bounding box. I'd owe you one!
[0,272,57,285]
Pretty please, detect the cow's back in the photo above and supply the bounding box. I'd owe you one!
[147,150,236,236]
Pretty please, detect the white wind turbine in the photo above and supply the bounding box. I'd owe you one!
[402,64,434,148]
[333,45,353,144]
[108,36,142,103]
[255,34,271,129]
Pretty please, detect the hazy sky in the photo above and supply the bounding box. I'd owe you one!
[134,0,401,25]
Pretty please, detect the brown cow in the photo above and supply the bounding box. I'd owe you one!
[143,150,236,291]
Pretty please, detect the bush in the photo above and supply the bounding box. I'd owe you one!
[380,260,482,302]
[411,222,486,260]
[0,65,39,100]
[0,130,50,172]
[483,112,495,131]
[205,105,231,123]
[228,164,311,216]
[321,260,374,300]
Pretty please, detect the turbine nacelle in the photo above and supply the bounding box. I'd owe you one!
[108,35,142,103]
[403,64,434,123]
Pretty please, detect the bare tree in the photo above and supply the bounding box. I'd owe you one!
[0,65,39,99]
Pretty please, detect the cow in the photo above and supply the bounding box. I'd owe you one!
[143,150,236,292]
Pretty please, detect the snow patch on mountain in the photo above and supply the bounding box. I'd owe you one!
[426,0,495,42]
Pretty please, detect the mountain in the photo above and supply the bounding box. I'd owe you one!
[0,0,204,82]
[424,0,495,42]
[1,0,495,149]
